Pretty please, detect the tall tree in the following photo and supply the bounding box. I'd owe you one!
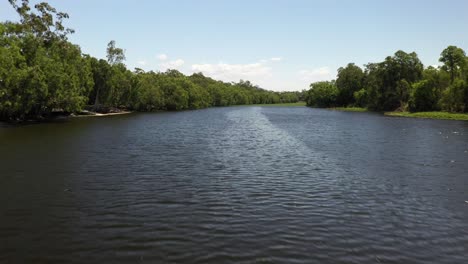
[8,0,74,41]
[106,40,125,65]
[439,46,466,84]
[365,50,423,111]
[336,63,364,106]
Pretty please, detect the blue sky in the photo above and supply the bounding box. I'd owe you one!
[2,0,468,91]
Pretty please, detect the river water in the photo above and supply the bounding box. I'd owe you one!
[1,106,468,263]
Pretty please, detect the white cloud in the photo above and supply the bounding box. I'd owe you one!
[191,61,272,82]
[270,57,282,62]
[137,60,147,66]
[299,67,334,83]
[157,54,168,61]
[160,59,185,70]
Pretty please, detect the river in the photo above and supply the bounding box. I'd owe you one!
[1,106,467,263]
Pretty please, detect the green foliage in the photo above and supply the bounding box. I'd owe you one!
[162,81,189,111]
[305,81,338,108]
[463,57,468,82]
[87,57,111,106]
[306,48,468,114]
[0,2,299,121]
[439,46,466,84]
[106,63,133,107]
[365,51,423,111]
[4,1,468,121]
[336,63,364,106]
[8,0,74,41]
[408,80,438,112]
[439,80,467,112]
[134,72,164,111]
[353,88,367,107]
[106,40,125,65]
[0,18,92,120]
[422,66,450,95]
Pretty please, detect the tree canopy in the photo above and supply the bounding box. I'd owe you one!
[0,1,301,121]
[306,47,468,113]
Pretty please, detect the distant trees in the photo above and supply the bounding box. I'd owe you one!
[134,72,164,111]
[305,81,338,108]
[86,40,134,109]
[306,47,468,113]
[0,1,300,121]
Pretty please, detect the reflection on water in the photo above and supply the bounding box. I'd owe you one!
[1,107,468,263]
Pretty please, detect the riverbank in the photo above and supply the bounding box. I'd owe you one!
[325,107,468,121]
[328,107,367,112]
[72,110,132,118]
[0,108,133,124]
[385,111,468,121]
[243,102,307,107]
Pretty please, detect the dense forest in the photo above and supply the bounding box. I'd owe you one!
[305,48,468,113]
[0,1,301,121]
[4,1,466,123]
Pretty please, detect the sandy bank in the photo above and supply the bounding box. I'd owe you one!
[72,111,132,118]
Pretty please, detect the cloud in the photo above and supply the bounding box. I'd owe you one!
[157,54,168,61]
[270,57,282,62]
[137,60,147,66]
[156,54,185,70]
[160,59,185,70]
[191,61,272,82]
[299,67,334,83]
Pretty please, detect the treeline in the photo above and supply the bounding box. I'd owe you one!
[306,48,468,113]
[0,1,301,121]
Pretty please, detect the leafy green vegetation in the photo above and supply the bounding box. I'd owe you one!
[0,1,302,121]
[3,1,468,123]
[305,48,468,119]
[385,111,468,121]
[305,81,338,108]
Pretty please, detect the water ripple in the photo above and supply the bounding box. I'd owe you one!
[1,107,468,263]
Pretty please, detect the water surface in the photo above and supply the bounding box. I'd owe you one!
[1,107,468,263]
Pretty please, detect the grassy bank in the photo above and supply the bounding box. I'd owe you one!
[328,107,368,112]
[385,111,468,121]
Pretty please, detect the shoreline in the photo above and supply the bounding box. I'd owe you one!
[327,107,368,112]
[72,111,132,118]
[4,108,468,124]
[323,107,468,121]
[0,110,133,124]
[385,111,468,121]
[238,102,307,107]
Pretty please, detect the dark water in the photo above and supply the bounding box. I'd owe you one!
[1,107,468,263]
